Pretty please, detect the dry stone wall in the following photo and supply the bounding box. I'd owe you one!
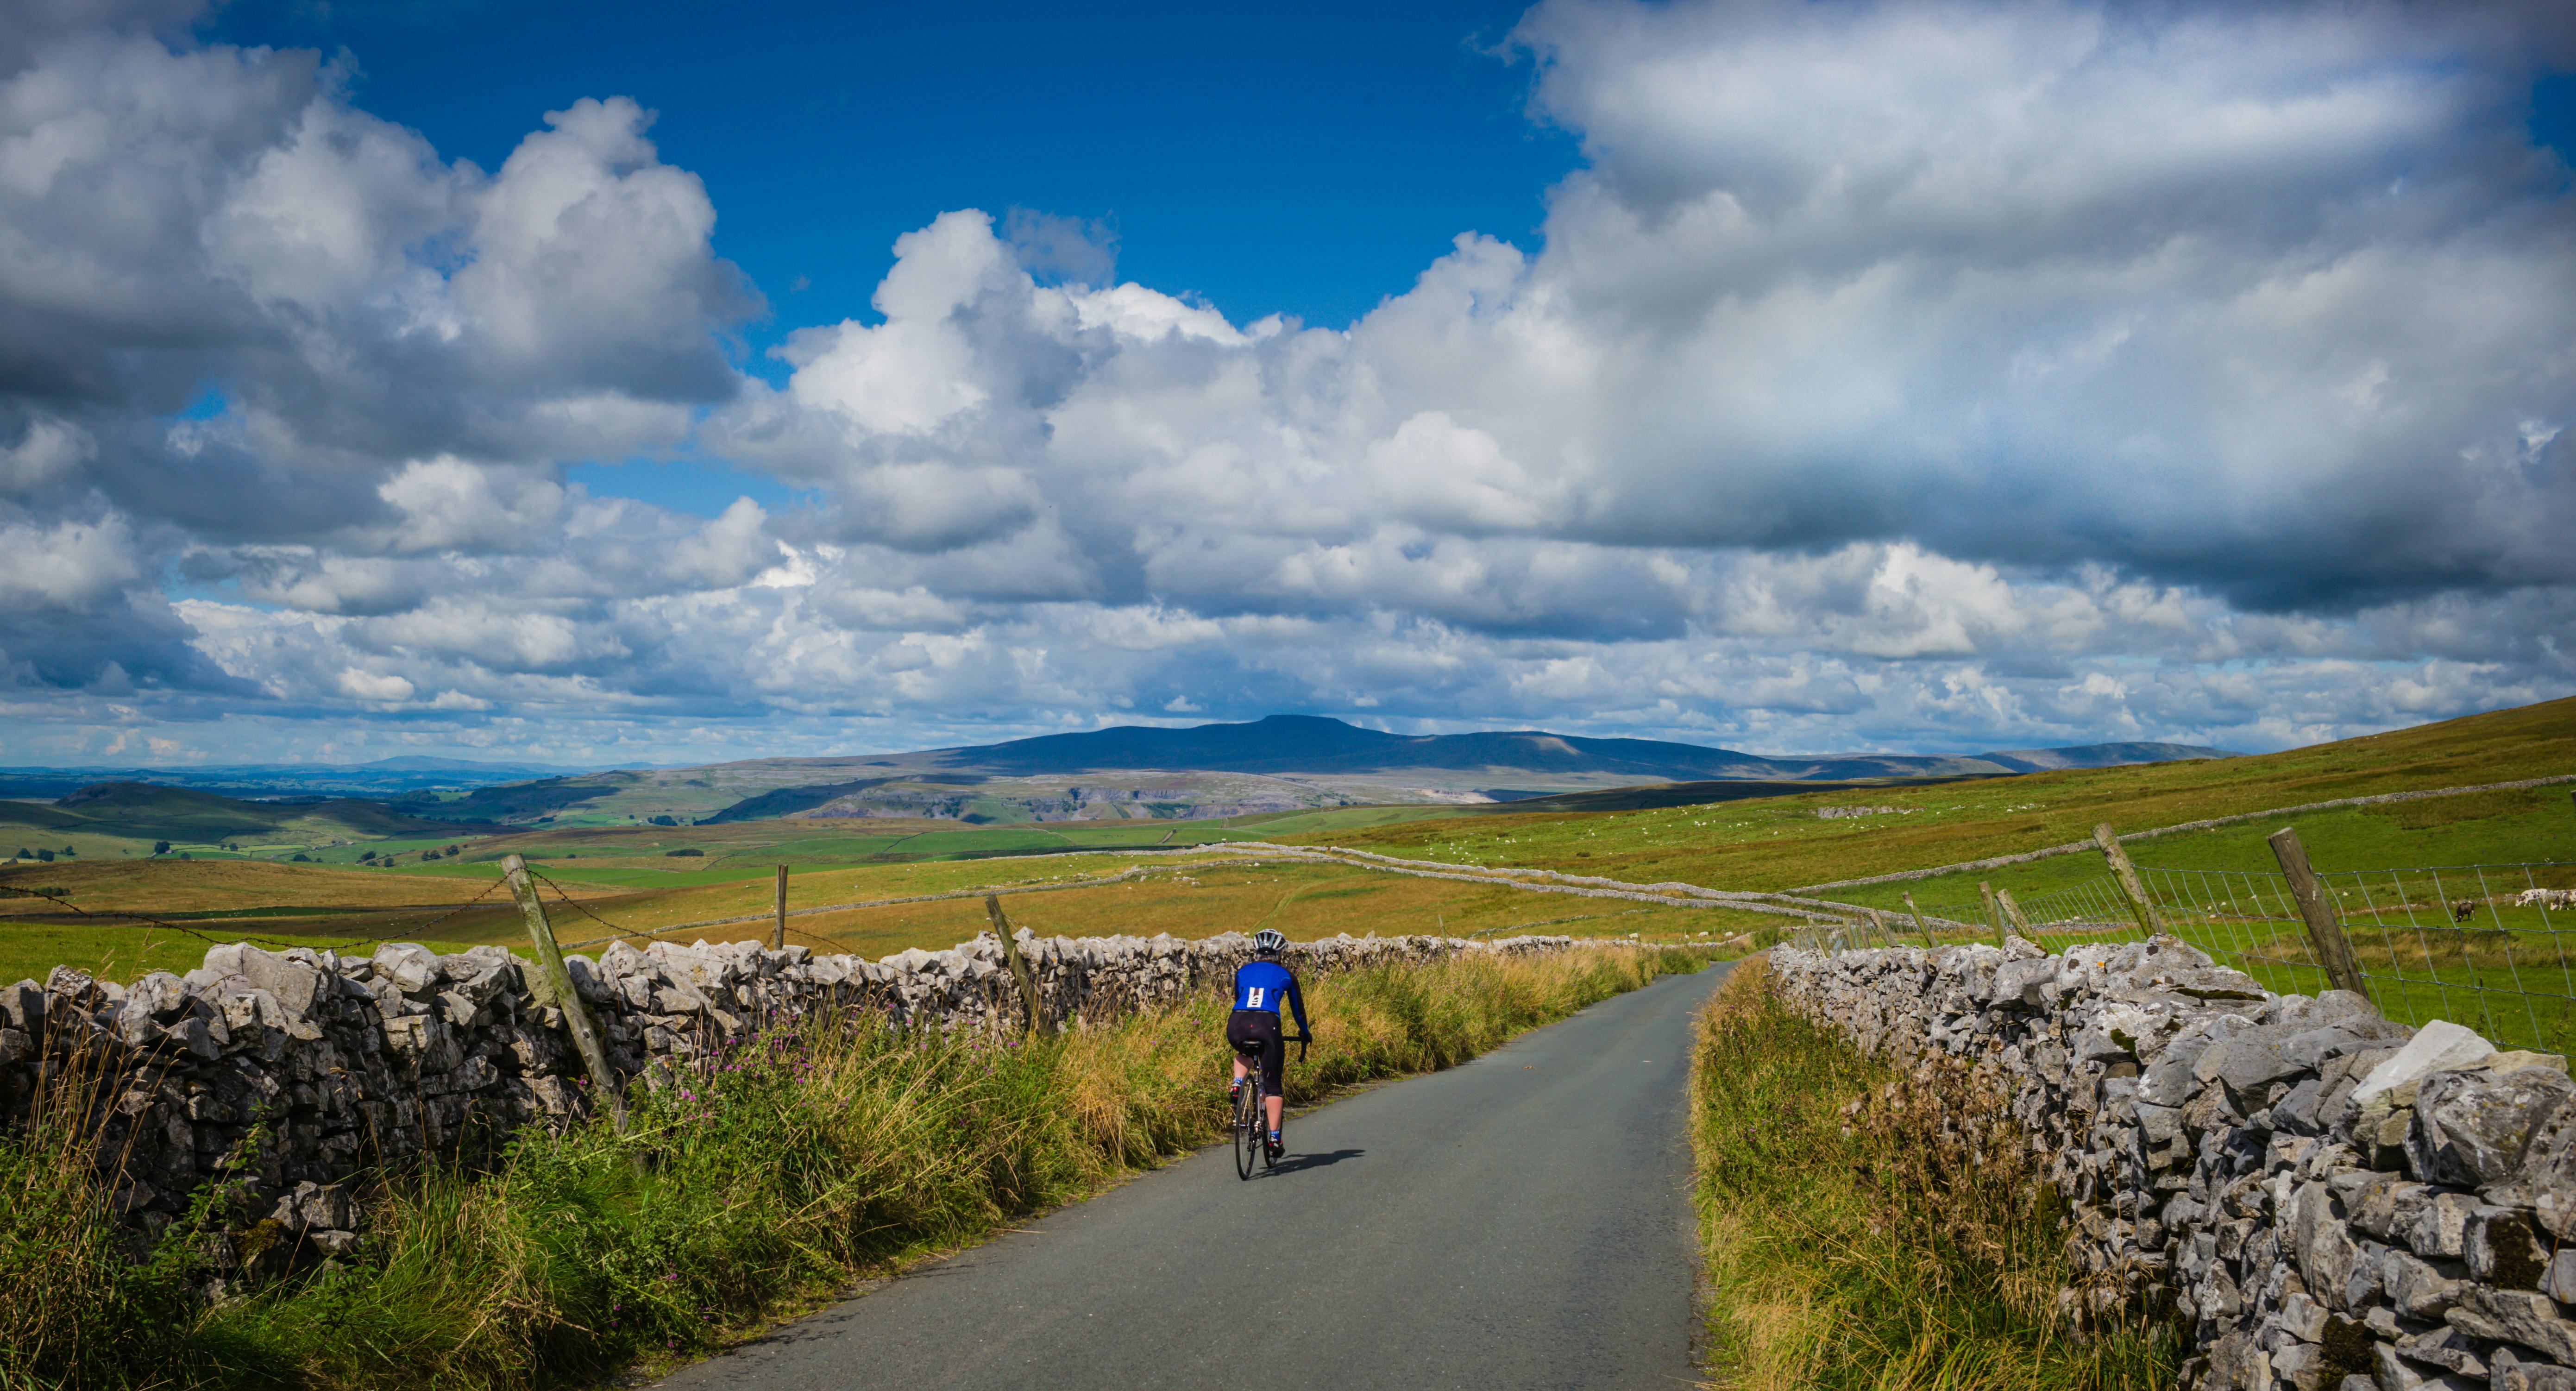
[1771,938,2576,1391]
[0,928,1571,1249]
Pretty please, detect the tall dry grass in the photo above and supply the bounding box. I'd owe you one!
[1,944,1698,1390]
[0,1036,206,1391]
[1690,958,2176,1391]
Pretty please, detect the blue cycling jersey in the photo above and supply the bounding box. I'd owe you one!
[1231,959,1308,1031]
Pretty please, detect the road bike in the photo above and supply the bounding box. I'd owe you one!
[1231,1032,1309,1180]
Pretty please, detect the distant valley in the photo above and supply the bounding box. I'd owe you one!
[0,756,621,802]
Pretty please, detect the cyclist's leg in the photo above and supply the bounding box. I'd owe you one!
[1255,1019,1286,1142]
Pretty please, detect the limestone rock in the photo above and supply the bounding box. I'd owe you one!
[2494,1105,2576,1240]
[2354,1022,2500,1112]
[2492,1347,2576,1391]
[2447,1289,2576,1365]
[371,944,438,997]
[2412,1069,2574,1189]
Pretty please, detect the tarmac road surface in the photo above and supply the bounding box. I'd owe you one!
[660,960,1733,1391]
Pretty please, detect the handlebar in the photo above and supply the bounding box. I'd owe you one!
[1289,1032,1311,1063]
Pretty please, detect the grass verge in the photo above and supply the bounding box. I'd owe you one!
[1689,958,2175,1390]
[3,944,1707,1391]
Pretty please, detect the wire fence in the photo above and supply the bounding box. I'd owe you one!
[0,877,511,961]
[1791,859,2576,1055]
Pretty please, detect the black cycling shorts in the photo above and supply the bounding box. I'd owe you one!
[1226,1009,1285,1097]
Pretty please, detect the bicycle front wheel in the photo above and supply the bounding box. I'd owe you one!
[1234,1068,1261,1180]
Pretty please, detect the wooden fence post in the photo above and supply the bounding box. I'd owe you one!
[2266,827,2373,1001]
[2094,823,2164,937]
[1903,892,1937,948]
[503,854,627,1132]
[1996,888,2036,942]
[773,864,788,951]
[1979,881,2007,947]
[984,894,1043,1034]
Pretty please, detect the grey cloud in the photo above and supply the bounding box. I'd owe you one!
[1004,208,1118,289]
[0,0,202,72]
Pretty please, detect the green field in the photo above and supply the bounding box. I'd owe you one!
[1288,696,2576,890]
[3,697,2571,1016]
[1798,778,2576,1054]
[0,846,1768,987]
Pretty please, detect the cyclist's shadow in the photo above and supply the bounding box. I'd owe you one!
[1267,1147,1363,1176]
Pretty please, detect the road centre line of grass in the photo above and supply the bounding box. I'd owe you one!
[1785,771,2576,893]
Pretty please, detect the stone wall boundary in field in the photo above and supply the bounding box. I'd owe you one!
[1771,938,2576,1391]
[0,927,1572,1257]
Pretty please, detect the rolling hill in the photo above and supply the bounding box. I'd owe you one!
[875,715,2227,781]
[0,782,483,852]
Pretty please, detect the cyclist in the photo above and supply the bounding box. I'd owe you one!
[1227,928,1309,1160]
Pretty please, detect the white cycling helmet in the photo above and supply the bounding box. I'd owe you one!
[1252,928,1288,954]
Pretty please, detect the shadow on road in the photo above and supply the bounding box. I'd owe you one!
[1266,1147,1364,1175]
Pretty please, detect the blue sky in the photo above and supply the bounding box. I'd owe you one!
[0,0,2571,767]
[207,0,1580,348]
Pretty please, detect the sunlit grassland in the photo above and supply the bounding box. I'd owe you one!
[411,803,1458,875]
[1293,695,2576,891]
[2,851,1769,988]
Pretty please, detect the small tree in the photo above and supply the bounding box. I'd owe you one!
[35,850,52,862]
[153,841,170,855]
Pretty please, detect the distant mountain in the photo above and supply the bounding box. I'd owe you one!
[938,715,1783,779]
[902,715,2232,782]
[661,716,2234,826]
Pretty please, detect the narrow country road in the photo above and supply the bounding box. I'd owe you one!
[660,962,1730,1391]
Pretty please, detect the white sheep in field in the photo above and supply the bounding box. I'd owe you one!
[2514,887,2576,910]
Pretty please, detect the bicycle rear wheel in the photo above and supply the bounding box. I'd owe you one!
[1233,1064,1260,1180]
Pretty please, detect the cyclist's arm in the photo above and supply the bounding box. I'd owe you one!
[1285,973,1310,1035]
